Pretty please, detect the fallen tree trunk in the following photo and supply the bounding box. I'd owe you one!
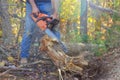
[65,43,97,56]
[40,35,88,74]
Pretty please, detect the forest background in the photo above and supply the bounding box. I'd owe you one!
[0,0,120,80]
[1,0,120,56]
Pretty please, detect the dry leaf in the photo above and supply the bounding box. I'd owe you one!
[0,61,5,67]
[7,56,14,62]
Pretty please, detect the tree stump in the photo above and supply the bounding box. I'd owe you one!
[40,35,88,74]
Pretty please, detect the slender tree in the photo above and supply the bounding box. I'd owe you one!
[0,0,14,45]
[80,0,88,42]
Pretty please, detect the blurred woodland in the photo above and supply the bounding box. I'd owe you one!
[0,0,120,80]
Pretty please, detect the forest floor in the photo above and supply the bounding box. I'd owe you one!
[77,46,120,80]
[96,47,120,80]
[0,39,120,80]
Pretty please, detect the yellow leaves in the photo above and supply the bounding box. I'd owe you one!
[59,0,80,34]
[101,28,106,34]
[7,0,25,43]
[60,19,66,23]
[71,5,75,10]
[77,26,80,29]
[60,0,80,20]
[18,36,22,42]
[101,36,105,40]
[23,0,26,2]
[115,21,120,25]
[0,56,15,67]
[7,56,14,62]
[12,27,18,35]
[0,61,5,67]
[88,17,96,23]
[0,30,2,37]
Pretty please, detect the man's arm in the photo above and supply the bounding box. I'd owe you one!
[29,0,39,15]
[51,0,60,19]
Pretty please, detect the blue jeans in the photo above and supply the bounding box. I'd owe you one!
[20,2,60,58]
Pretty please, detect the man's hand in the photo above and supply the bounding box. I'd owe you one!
[29,0,40,15]
[51,0,60,19]
[32,7,40,15]
[51,12,58,19]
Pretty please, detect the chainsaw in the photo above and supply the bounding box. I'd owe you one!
[31,13,68,53]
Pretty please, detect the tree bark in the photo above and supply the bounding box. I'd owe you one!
[40,35,88,74]
[0,0,14,45]
[65,43,96,56]
[80,0,88,42]
[89,1,120,16]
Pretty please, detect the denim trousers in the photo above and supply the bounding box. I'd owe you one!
[20,2,61,58]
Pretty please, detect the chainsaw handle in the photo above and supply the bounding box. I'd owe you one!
[32,13,38,18]
[31,13,59,30]
[31,13,52,22]
[36,16,53,23]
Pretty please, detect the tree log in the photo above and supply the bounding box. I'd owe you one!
[65,43,97,56]
[40,35,88,74]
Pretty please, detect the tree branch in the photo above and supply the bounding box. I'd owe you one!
[0,66,34,71]
[0,69,11,77]
[88,1,120,16]
[18,59,51,67]
[101,24,120,36]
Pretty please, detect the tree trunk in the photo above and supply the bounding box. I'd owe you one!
[80,0,88,42]
[65,43,96,56]
[40,35,88,74]
[0,0,14,45]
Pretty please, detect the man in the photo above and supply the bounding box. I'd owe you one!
[20,0,59,63]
